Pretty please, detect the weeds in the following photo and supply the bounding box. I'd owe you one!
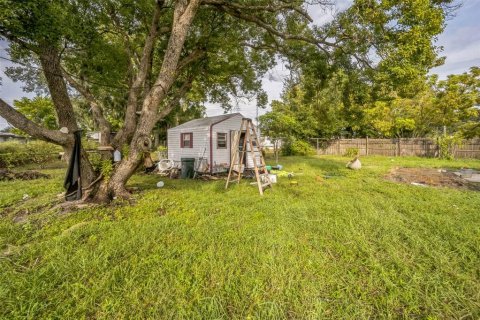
[1,156,479,318]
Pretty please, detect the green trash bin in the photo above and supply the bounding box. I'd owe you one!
[181,158,195,179]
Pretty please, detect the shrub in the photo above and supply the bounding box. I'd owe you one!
[0,141,62,168]
[282,139,316,156]
[437,135,462,160]
[344,147,359,158]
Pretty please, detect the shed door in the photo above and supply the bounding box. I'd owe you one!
[230,130,247,165]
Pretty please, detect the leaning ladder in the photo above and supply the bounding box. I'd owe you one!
[225,118,272,195]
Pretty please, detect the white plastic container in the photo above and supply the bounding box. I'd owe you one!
[268,174,277,183]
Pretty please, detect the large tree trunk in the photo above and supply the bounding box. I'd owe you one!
[92,0,201,202]
[38,46,97,185]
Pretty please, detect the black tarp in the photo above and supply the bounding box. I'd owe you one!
[64,130,82,201]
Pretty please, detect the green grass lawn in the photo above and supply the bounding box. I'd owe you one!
[1,156,479,319]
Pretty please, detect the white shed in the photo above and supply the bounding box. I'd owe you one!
[167,113,261,173]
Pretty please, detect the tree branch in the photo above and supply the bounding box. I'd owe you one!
[112,0,165,148]
[201,0,313,22]
[0,30,37,52]
[156,76,195,121]
[142,0,202,113]
[38,47,79,133]
[0,98,71,145]
[62,68,112,145]
[207,4,337,50]
[177,49,207,73]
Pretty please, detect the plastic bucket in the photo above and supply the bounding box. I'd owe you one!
[181,158,195,179]
[268,174,277,183]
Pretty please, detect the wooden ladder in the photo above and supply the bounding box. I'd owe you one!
[225,118,272,195]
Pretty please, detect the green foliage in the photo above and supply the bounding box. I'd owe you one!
[281,139,315,156]
[100,160,113,180]
[265,65,479,139]
[156,145,167,152]
[82,138,99,151]
[121,144,130,159]
[259,84,318,146]
[11,97,58,135]
[433,67,480,136]
[1,156,480,318]
[437,135,462,160]
[87,152,103,173]
[344,147,359,158]
[0,141,61,168]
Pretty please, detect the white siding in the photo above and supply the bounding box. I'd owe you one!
[167,114,262,171]
[167,126,210,165]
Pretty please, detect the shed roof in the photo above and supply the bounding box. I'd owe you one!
[170,113,243,130]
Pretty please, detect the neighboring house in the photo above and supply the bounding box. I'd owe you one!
[167,113,261,173]
[0,132,27,143]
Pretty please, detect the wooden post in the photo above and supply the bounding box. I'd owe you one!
[366,136,369,156]
[397,138,401,157]
[316,138,319,155]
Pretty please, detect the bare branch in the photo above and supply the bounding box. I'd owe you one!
[177,49,207,72]
[0,98,71,145]
[0,30,37,52]
[62,68,112,145]
[157,76,194,121]
[207,4,336,49]
[201,0,313,22]
[113,0,165,147]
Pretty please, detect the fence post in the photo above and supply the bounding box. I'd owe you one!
[366,136,369,156]
[316,138,319,155]
[397,138,401,157]
[337,139,341,155]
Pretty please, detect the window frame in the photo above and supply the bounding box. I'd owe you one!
[180,132,193,148]
[217,132,227,149]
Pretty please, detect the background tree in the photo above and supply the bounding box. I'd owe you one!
[11,97,58,132]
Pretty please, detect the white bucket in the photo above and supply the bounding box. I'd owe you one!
[268,174,277,183]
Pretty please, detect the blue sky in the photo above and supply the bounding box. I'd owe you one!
[1,0,480,129]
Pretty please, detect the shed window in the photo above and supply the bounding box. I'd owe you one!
[181,133,193,148]
[217,133,227,149]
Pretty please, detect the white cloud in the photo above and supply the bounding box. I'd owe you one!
[430,1,480,78]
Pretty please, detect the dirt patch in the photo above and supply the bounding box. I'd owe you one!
[386,167,480,191]
[0,169,51,181]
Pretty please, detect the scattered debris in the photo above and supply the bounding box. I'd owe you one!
[410,182,428,187]
[346,157,362,170]
[267,164,283,170]
[156,181,165,188]
[270,170,290,177]
[22,194,30,200]
[453,169,480,183]
[268,174,277,184]
[197,174,223,181]
[0,169,51,181]
[387,167,480,191]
